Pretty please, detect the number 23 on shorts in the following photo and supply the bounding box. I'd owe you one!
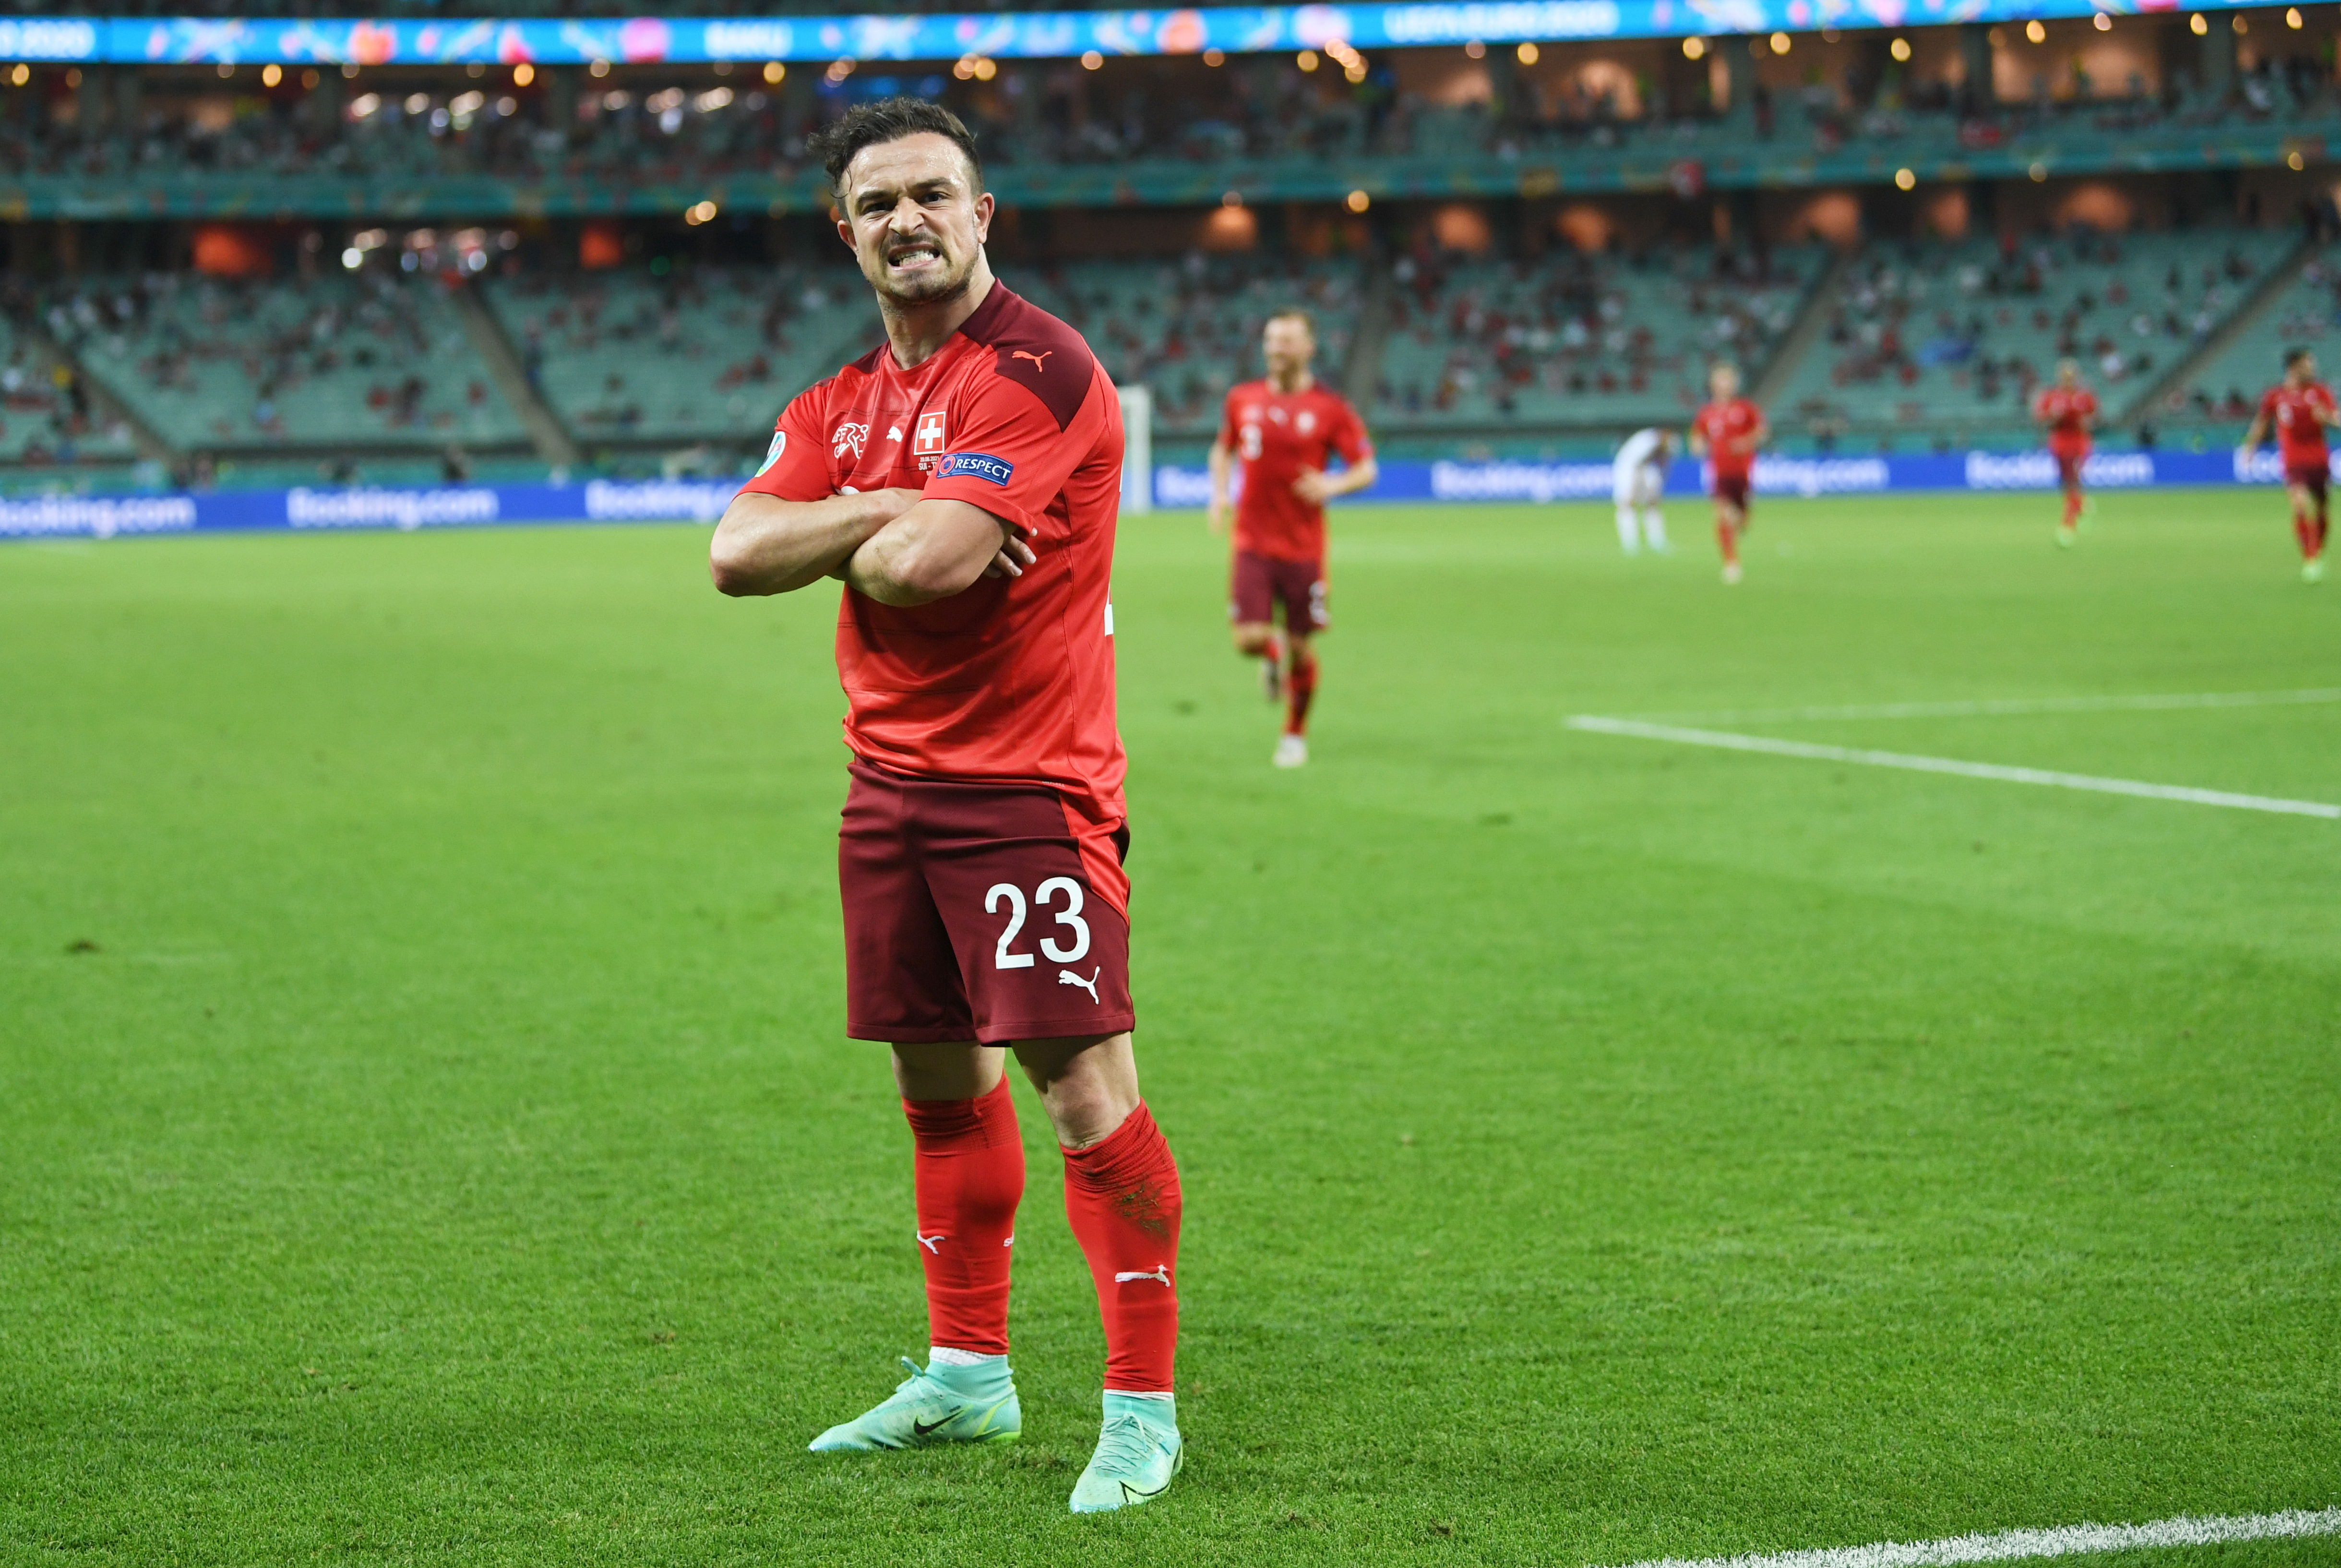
[986,878,1091,968]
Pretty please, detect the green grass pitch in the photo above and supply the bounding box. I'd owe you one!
[2,491,2336,1566]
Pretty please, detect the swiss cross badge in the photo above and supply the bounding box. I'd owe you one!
[914,410,947,458]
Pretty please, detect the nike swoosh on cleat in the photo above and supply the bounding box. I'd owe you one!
[911,1410,964,1438]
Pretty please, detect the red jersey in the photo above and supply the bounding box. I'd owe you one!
[1693,397,1763,479]
[2260,381,2336,467]
[741,283,1127,833]
[1220,378,1372,562]
[2034,385,2098,444]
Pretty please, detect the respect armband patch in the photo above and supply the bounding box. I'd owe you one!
[754,428,786,476]
[938,451,1015,486]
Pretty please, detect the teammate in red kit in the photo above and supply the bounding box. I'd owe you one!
[707,100,1185,1512]
[2033,359,2099,548]
[1689,362,1767,585]
[2240,347,2338,583]
[1207,311,1377,768]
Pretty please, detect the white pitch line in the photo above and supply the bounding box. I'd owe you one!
[1592,1505,2341,1568]
[1566,716,2341,819]
[1636,689,2341,726]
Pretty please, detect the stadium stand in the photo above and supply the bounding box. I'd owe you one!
[38,272,525,456]
[1768,229,2295,451]
[1011,253,1362,437]
[2153,245,2341,436]
[486,263,874,447]
[1373,244,1827,431]
[0,311,142,467]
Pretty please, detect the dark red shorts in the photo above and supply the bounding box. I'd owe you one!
[1230,550,1329,634]
[1712,472,1751,510]
[839,759,1135,1045]
[2285,460,2329,505]
[2051,441,2090,487]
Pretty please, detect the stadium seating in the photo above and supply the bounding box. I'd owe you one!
[1767,229,2294,450]
[0,314,143,467]
[1374,245,1827,431]
[2152,246,2341,438]
[42,273,525,455]
[486,264,879,445]
[1009,253,1362,436]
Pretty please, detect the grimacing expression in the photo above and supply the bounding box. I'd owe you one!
[838,133,992,308]
[1263,318,1315,380]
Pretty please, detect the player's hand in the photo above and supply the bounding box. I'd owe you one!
[1206,499,1229,536]
[981,521,1036,580]
[1291,467,1333,504]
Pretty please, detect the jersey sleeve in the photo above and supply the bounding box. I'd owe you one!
[924,367,1110,537]
[737,383,834,503]
[1330,398,1373,466]
[2260,388,2282,424]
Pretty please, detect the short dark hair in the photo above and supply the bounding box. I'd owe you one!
[808,98,983,198]
[2286,345,2312,370]
[1265,308,1315,335]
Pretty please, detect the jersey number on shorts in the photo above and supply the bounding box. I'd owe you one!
[986,878,1091,968]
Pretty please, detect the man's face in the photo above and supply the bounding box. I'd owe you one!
[836,132,992,308]
[1262,317,1314,380]
[2057,362,2078,387]
[2294,354,2318,384]
[1709,366,1739,401]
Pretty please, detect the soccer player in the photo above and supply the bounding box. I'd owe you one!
[1611,425,1673,554]
[1206,310,1378,768]
[2033,359,2099,548]
[706,99,1184,1513]
[1689,363,1767,585]
[2240,346,2338,582]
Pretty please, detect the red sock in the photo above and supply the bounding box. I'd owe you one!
[903,1075,1024,1355]
[1716,518,1739,566]
[1061,1102,1181,1392]
[2297,511,2320,559]
[1285,648,1318,736]
[1263,632,1284,670]
[2062,491,2082,527]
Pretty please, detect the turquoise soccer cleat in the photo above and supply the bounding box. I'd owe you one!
[1069,1394,1183,1513]
[807,1357,1021,1452]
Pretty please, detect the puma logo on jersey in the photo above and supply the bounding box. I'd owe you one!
[916,1232,946,1254]
[1012,349,1053,373]
[1059,966,1101,1003]
[1113,1266,1171,1286]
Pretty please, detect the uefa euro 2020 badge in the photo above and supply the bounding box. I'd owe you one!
[755,428,786,477]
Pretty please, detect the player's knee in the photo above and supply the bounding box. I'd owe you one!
[1232,624,1274,657]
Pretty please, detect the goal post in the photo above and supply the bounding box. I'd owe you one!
[1118,384,1152,515]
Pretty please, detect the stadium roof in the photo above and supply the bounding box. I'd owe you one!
[0,1,2294,67]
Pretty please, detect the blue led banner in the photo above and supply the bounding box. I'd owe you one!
[0,1,2281,66]
[0,451,2310,545]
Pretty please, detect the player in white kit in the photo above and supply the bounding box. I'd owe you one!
[1612,427,1672,554]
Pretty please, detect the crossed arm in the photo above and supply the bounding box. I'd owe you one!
[709,488,1034,604]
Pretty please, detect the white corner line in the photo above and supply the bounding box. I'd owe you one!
[1629,688,2341,727]
[1589,1504,2341,1568]
[1565,716,2341,820]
